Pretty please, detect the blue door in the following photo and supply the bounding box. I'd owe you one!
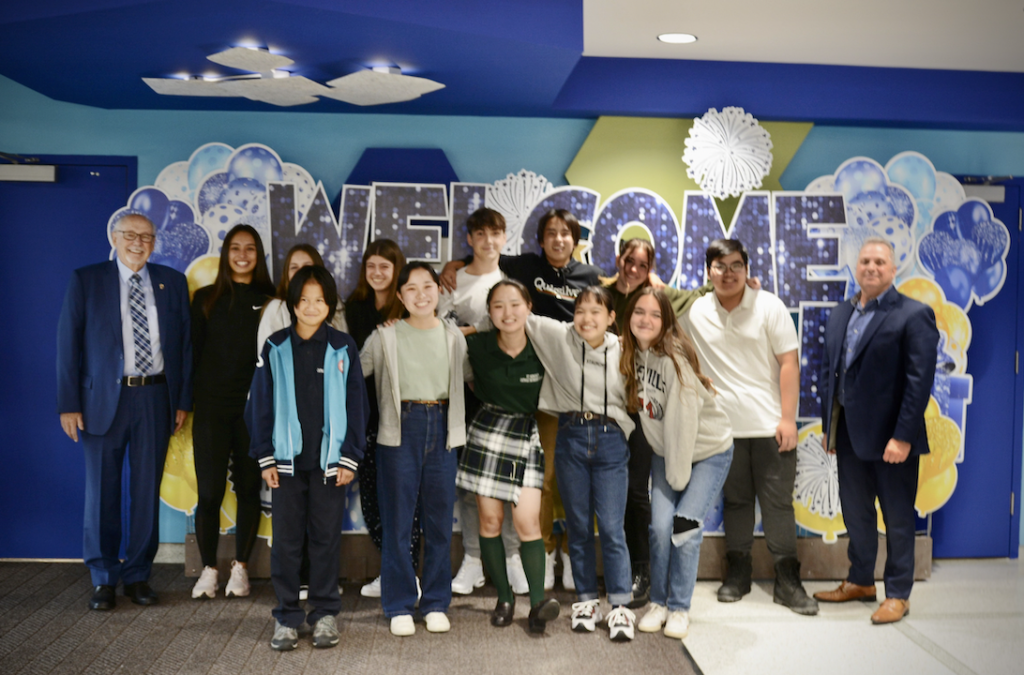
[930,182,1022,558]
[0,155,136,558]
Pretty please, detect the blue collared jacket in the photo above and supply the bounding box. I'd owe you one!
[247,325,368,478]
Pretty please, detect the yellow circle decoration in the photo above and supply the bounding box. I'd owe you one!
[185,255,220,300]
[916,466,958,517]
[160,413,198,514]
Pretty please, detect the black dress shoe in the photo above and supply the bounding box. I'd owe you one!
[124,581,159,606]
[527,597,560,633]
[89,585,116,611]
[490,598,515,627]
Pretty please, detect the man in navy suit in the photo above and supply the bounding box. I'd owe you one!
[57,213,192,611]
[814,237,938,624]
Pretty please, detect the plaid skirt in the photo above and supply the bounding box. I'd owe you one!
[456,403,545,505]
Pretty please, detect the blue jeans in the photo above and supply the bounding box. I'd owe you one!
[649,446,734,611]
[377,402,457,618]
[554,414,632,606]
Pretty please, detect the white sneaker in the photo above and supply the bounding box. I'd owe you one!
[607,606,636,642]
[570,599,602,632]
[451,555,485,595]
[638,603,668,633]
[664,610,689,639]
[361,575,381,598]
[390,615,415,637]
[560,549,575,591]
[225,560,250,598]
[544,550,556,591]
[191,566,218,599]
[506,554,529,595]
[424,611,451,633]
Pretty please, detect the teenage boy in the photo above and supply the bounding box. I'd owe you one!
[248,266,369,650]
[681,238,818,616]
[441,209,603,590]
[437,208,528,596]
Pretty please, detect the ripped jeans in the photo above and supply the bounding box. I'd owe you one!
[649,446,734,611]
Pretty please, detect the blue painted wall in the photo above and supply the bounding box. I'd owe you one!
[3,71,1023,547]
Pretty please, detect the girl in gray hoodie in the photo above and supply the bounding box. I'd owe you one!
[620,288,734,642]
[521,286,637,641]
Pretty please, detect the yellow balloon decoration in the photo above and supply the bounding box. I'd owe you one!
[219,478,239,533]
[186,255,220,300]
[898,278,971,369]
[160,413,198,513]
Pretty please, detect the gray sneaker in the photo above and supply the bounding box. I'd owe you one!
[270,621,298,651]
[312,615,339,648]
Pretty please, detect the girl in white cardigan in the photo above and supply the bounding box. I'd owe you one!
[620,288,734,641]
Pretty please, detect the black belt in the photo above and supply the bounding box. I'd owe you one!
[122,374,166,387]
[566,411,616,425]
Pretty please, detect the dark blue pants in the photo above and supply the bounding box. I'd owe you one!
[271,469,346,628]
[81,383,170,587]
[836,410,919,599]
[377,402,457,618]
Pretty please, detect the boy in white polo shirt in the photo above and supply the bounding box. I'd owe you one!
[437,208,527,596]
[681,238,817,615]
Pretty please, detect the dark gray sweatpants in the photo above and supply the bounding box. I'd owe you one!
[722,436,798,562]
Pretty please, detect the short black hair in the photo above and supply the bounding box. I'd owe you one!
[705,238,749,269]
[467,207,507,235]
[537,208,581,247]
[287,265,338,325]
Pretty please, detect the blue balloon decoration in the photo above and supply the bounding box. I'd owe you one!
[188,143,233,192]
[227,146,283,186]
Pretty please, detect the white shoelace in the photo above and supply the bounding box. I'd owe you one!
[571,600,600,617]
[606,606,636,627]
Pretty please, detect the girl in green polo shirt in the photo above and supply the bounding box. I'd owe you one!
[457,279,560,633]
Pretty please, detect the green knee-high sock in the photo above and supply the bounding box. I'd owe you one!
[520,538,547,607]
[479,535,512,604]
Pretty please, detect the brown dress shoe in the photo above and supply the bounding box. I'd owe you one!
[871,598,909,624]
[813,580,877,603]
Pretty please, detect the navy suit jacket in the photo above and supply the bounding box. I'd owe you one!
[56,260,193,436]
[820,286,938,462]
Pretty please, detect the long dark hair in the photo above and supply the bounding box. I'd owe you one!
[202,224,275,317]
[275,243,325,300]
[346,238,406,321]
[620,287,713,414]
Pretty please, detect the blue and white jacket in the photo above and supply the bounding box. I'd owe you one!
[247,325,368,479]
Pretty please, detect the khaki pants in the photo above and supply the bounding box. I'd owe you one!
[537,411,569,555]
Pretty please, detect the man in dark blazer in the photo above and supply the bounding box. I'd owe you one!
[57,213,192,611]
[813,237,938,624]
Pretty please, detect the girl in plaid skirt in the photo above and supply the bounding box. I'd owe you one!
[457,279,560,632]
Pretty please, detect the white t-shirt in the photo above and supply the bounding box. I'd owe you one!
[681,286,799,438]
[437,267,504,327]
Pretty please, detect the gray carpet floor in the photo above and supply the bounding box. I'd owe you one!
[0,563,700,675]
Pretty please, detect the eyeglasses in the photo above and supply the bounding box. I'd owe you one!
[710,261,746,274]
[116,230,156,243]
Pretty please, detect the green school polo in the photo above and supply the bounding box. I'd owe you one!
[467,331,544,415]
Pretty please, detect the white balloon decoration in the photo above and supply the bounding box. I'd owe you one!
[682,107,774,199]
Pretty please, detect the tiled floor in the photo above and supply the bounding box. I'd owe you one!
[682,553,1024,675]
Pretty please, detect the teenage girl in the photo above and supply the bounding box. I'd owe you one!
[191,224,275,599]
[341,239,422,599]
[521,286,637,641]
[360,262,470,637]
[620,288,734,641]
[457,279,560,632]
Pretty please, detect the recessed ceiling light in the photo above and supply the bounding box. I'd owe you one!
[658,33,697,44]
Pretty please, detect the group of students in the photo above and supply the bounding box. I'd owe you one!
[186,206,814,652]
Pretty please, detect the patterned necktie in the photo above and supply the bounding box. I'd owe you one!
[129,273,153,374]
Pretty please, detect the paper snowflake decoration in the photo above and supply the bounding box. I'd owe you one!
[793,431,841,520]
[486,170,554,255]
[682,107,773,199]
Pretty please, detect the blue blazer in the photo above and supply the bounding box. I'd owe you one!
[56,260,193,436]
[819,286,938,462]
